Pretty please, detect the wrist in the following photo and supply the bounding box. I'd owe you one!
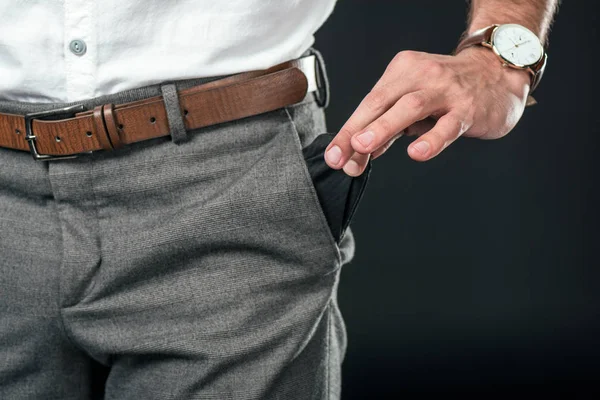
[456,46,532,96]
[466,0,554,44]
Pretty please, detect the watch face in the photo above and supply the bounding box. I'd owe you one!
[492,24,544,67]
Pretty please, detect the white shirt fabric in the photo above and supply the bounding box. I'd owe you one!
[0,0,337,103]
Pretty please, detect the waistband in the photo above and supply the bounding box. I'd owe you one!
[0,48,329,115]
[0,48,330,160]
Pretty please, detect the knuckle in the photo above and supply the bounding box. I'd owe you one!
[390,53,403,67]
[420,60,445,77]
[364,89,389,113]
[444,112,461,125]
[404,92,428,112]
[392,50,417,64]
[338,127,356,141]
[427,128,444,143]
[374,116,395,136]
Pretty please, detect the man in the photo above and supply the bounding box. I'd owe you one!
[0,0,559,399]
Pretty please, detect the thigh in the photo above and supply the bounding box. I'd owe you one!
[0,149,95,399]
[59,100,354,399]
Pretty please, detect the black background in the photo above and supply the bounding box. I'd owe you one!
[315,1,599,397]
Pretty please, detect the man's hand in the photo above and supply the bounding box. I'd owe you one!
[324,46,532,176]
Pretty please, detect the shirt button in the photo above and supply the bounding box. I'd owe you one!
[69,39,87,56]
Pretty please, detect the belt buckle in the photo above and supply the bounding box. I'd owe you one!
[24,104,90,161]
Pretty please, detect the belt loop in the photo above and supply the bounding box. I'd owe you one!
[308,48,330,109]
[160,83,189,145]
[102,103,124,149]
[93,105,114,151]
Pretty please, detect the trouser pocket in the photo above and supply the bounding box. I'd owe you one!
[301,133,372,243]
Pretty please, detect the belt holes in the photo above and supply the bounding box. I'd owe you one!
[15,129,21,135]
[55,136,61,143]
[86,131,93,137]
[150,117,156,124]
[183,109,189,117]
[118,123,124,130]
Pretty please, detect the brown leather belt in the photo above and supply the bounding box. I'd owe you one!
[0,54,323,161]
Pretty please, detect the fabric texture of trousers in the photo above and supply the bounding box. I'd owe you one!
[0,55,363,399]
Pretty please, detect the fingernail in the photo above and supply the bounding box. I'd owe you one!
[325,145,342,165]
[343,160,361,176]
[356,131,374,147]
[411,141,430,156]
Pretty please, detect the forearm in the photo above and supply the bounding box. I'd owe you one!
[467,0,560,44]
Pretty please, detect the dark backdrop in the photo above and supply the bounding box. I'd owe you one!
[314,1,599,397]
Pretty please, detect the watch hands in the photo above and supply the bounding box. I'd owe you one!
[499,44,517,53]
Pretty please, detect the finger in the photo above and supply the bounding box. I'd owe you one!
[342,152,371,177]
[372,117,438,159]
[407,113,467,161]
[350,90,443,155]
[325,81,413,169]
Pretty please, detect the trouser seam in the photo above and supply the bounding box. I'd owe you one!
[77,161,103,301]
[46,165,91,361]
[282,106,342,267]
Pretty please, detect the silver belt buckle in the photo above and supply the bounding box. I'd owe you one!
[24,104,90,161]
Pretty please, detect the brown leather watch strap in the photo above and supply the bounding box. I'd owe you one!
[0,55,320,158]
[529,52,547,93]
[454,25,496,55]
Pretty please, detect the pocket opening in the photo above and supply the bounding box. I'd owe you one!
[282,107,342,265]
[299,132,372,243]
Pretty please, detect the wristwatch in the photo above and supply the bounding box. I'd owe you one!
[455,24,548,106]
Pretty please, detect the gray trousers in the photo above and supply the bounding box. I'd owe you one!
[0,70,356,399]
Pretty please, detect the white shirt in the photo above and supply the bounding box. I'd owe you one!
[0,0,337,103]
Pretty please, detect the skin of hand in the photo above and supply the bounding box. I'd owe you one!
[323,44,533,176]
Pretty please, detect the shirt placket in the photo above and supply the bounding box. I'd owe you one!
[64,0,96,102]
